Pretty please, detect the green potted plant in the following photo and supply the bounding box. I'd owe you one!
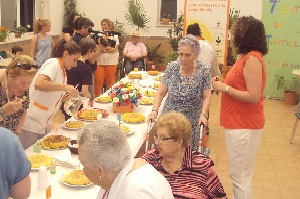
[146,44,164,70]
[167,13,184,51]
[125,0,151,32]
[14,25,26,38]
[275,75,299,105]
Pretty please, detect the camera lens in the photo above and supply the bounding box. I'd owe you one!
[88,28,92,33]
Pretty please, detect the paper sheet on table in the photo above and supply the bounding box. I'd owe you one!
[52,149,78,168]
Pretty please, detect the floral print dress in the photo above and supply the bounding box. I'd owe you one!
[162,60,211,150]
[0,83,29,134]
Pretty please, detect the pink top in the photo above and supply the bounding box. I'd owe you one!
[123,42,147,57]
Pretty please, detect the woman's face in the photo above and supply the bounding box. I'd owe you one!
[62,52,81,70]
[101,21,110,31]
[8,70,35,96]
[154,127,179,158]
[44,23,51,32]
[178,45,197,68]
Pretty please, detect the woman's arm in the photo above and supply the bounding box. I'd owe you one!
[34,74,78,97]
[198,89,211,126]
[212,55,263,104]
[147,83,168,123]
[15,109,27,135]
[49,34,55,48]
[81,85,91,99]
[10,174,31,199]
[30,34,38,58]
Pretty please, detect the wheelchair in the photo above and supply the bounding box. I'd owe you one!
[119,57,147,78]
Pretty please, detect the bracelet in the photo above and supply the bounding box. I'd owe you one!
[152,110,158,113]
[225,85,230,93]
[201,112,208,120]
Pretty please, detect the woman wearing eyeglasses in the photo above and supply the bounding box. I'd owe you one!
[142,111,227,199]
[0,55,38,135]
[147,34,211,151]
[20,39,81,149]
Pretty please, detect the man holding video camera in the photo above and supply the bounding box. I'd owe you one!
[122,32,147,75]
[71,17,102,100]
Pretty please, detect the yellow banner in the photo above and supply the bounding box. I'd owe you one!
[184,0,230,65]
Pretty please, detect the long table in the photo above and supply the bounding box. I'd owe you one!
[25,72,163,198]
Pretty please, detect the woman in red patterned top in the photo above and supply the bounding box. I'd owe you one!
[142,111,227,199]
[212,16,268,199]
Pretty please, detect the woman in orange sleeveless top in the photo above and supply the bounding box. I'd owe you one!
[212,16,268,199]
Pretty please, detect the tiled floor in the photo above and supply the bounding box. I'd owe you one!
[52,94,300,198]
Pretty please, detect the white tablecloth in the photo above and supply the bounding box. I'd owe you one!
[25,73,163,199]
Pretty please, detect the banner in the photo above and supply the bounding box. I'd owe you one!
[184,0,230,65]
[262,1,300,98]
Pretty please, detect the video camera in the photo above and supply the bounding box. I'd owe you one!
[89,29,121,48]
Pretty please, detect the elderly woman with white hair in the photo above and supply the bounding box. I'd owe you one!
[148,34,212,150]
[77,120,174,199]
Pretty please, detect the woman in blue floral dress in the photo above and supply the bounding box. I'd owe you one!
[148,35,211,150]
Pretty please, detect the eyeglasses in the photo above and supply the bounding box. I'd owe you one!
[89,49,96,53]
[153,135,176,143]
[16,63,38,70]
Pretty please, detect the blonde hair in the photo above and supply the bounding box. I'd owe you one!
[6,55,37,77]
[152,111,192,147]
[101,18,115,31]
[33,18,51,33]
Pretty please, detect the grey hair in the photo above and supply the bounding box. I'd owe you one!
[77,120,131,172]
[178,34,201,55]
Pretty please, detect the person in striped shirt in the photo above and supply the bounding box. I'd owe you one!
[142,111,227,199]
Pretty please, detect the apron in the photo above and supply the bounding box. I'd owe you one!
[22,58,66,134]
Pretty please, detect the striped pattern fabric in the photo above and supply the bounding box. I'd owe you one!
[142,146,227,199]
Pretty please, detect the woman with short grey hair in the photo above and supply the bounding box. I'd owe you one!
[77,120,174,199]
[148,34,211,150]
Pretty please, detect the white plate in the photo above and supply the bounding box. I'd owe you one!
[61,121,85,130]
[37,138,70,151]
[60,178,93,187]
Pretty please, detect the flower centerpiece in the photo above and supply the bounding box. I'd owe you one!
[109,82,142,113]
[0,26,10,42]
[161,13,171,25]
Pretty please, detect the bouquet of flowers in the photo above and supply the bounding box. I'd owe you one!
[109,83,142,107]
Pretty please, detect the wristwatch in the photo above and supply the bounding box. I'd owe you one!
[0,107,10,120]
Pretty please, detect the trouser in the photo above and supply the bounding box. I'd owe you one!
[225,129,263,199]
[20,129,47,150]
[124,59,144,74]
[94,65,117,97]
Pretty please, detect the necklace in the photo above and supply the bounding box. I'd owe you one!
[179,60,198,95]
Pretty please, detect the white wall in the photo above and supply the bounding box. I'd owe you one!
[32,0,261,37]
[34,0,64,35]
[76,0,185,36]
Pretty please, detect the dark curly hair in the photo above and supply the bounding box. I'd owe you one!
[232,16,268,55]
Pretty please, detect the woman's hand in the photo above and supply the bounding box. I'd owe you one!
[212,81,228,93]
[64,85,78,97]
[211,76,224,84]
[2,98,23,115]
[199,114,208,127]
[147,111,158,123]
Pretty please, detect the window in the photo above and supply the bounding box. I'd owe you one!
[158,0,177,24]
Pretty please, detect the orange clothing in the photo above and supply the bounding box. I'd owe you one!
[220,51,266,129]
[94,65,117,97]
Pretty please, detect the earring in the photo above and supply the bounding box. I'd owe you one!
[99,176,102,181]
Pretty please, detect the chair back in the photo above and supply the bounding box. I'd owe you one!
[293,102,300,113]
